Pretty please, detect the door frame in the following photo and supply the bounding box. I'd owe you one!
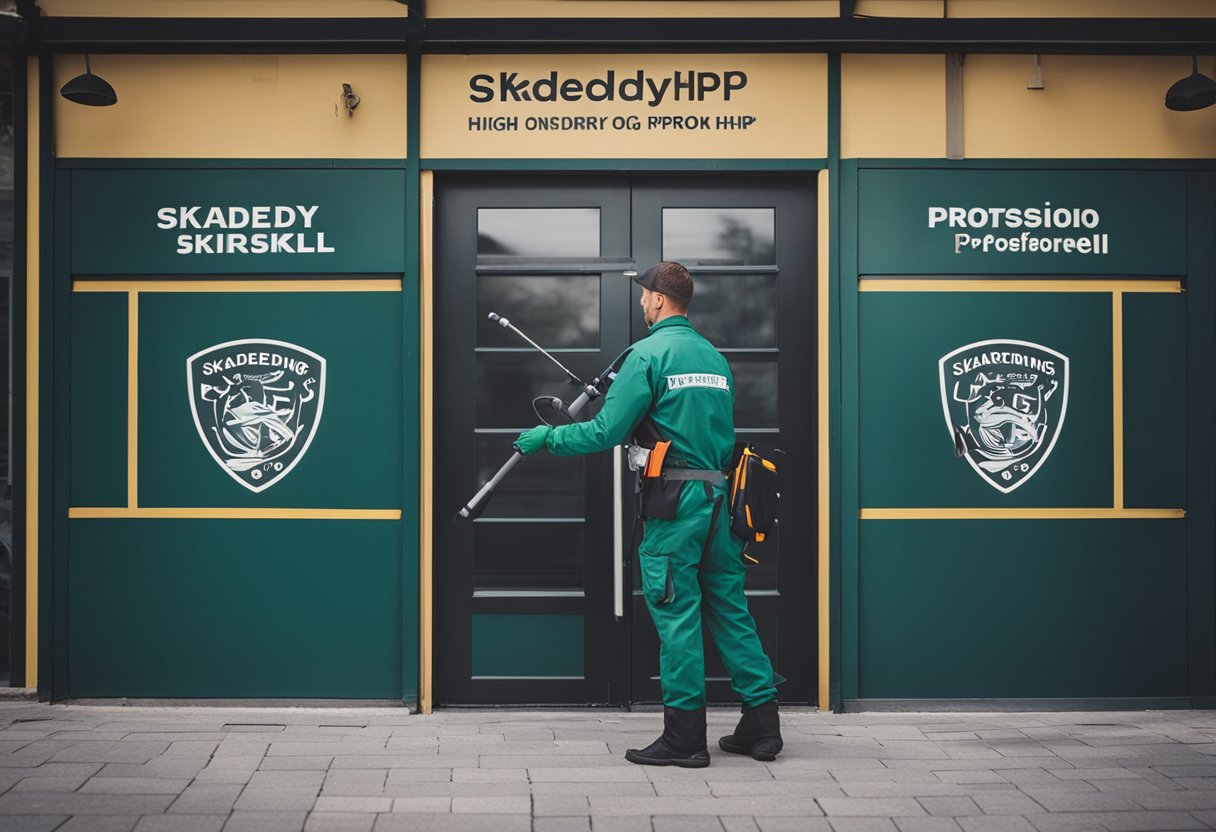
[420,168,832,712]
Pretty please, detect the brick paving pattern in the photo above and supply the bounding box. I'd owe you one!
[2,704,1216,831]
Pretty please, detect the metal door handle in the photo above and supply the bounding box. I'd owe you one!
[613,445,624,620]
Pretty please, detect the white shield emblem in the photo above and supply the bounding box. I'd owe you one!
[187,338,326,492]
[939,339,1069,493]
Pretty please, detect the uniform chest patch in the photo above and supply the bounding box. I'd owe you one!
[666,373,729,391]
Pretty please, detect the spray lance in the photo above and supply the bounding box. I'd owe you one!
[455,312,631,521]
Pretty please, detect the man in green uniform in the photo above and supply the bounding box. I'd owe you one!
[514,261,783,768]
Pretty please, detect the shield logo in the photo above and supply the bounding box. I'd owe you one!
[187,338,326,493]
[939,339,1069,493]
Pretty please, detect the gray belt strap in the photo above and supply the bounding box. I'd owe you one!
[664,469,727,482]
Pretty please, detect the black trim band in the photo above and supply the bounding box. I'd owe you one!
[25,16,1216,55]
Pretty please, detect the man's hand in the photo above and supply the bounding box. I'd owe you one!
[514,425,552,456]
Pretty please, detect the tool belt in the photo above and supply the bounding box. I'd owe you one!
[628,418,724,518]
[664,469,726,482]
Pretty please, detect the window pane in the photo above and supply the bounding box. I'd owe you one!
[478,208,600,258]
[476,352,598,429]
[477,275,599,349]
[663,208,775,266]
[475,434,584,518]
[688,274,777,349]
[474,521,584,590]
[727,357,778,429]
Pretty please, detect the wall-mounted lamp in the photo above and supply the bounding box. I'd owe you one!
[337,83,360,118]
[1165,56,1216,111]
[60,54,118,107]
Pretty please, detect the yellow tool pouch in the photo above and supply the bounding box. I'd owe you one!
[728,444,780,543]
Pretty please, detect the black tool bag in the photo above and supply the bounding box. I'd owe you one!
[728,443,780,543]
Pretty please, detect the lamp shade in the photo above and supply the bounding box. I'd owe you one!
[60,55,117,107]
[1165,56,1216,111]
[60,72,117,107]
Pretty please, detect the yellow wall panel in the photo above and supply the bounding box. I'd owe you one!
[952,0,1216,16]
[427,0,836,17]
[965,55,1216,159]
[40,0,407,16]
[54,54,407,159]
[422,54,827,159]
[854,1,943,15]
[842,54,945,158]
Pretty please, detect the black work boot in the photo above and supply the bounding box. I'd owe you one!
[625,706,711,768]
[718,699,783,761]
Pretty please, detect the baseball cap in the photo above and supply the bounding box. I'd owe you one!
[632,261,693,308]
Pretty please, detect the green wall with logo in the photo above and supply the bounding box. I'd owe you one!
[840,163,1215,706]
[49,164,418,701]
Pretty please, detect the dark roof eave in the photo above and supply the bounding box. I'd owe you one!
[30,15,1216,55]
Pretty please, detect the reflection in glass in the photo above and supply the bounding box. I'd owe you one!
[688,275,777,348]
[727,358,778,429]
[476,434,584,518]
[477,275,599,349]
[477,352,599,429]
[478,208,600,258]
[663,208,775,266]
[474,521,585,590]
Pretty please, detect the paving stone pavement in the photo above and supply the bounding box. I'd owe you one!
[4,705,1216,832]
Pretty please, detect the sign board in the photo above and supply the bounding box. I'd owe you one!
[421,54,827,159]
[858,169,1187,276]
[70,168,407,275]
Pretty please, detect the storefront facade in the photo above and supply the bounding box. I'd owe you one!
[8,0,1216,711]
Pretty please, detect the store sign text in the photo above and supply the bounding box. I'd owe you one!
[156,205,335,256]
[928,203,1109,256]
[466,69,759,134]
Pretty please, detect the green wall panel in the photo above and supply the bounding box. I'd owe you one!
[858,519,1187,699]
[70,293,128,506]
[67,519,402,698]
[860,292,1112,507]
[137,292,402,508]
[857,169,1186,276]
[1123,294,1187,509]
[70,169,407,275]
[472,614,584,678]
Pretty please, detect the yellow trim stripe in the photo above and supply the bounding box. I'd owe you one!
[861,508,1183,520]
[25,56,39,688]
[128,291,139,509]
[419,170,435,715]
[816,169,830,714]
[1112,292,1124,510]
[73,279,403,293]
[69,507,401,520]
[858,279,1182,293]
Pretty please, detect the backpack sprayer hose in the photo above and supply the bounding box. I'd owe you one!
[455,317,631,521]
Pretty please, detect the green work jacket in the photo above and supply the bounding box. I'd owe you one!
[546,315,735,471]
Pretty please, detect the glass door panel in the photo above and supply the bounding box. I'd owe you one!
[435,178,631,704]
[436,175,816,706]
[629,177,817,705]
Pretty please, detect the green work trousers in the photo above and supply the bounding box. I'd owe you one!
[637,478,778,711]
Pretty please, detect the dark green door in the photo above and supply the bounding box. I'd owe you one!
[434,175,816,706]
